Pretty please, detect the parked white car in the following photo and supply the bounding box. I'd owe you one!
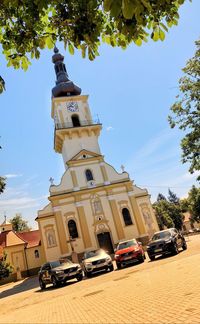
[82,249,113,277]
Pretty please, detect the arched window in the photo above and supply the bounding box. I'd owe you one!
[34,250,39,258]
[68,220,78,239]
[122,208,133,226]
[71,114,80,127]
[85,169,94,182]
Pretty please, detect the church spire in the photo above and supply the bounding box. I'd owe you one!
[52,47,81,98]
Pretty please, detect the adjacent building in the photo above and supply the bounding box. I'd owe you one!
[0,218,43,281]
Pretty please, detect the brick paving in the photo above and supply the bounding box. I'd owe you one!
[0,235,200,323]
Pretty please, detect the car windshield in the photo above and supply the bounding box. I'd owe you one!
[151,231,171,241]
[117,239,137,250]
[84,249,104,259]
[50,260,72,268]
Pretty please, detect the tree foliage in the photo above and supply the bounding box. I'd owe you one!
[0,0,187,91]
[10,214,31,232]
[153,190,184,230]
[168,39,200,180]
[186,185,200,223]
[0,251,13,280]
[0,142,6,194]
[0,176,6,194]
[168,189,180,204]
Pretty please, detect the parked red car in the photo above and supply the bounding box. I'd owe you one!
[114,239,146,269]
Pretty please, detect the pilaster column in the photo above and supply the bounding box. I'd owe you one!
[54,210,69,254]
[128,193,146,235]
[58,110,65,126]
[108,196,125,240]
[70,168,79,190]
[37,221,47,263]
[100,162,110,184]
[75,202,92,248]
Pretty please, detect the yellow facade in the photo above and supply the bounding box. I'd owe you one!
[0,221,44,280]
[37,91,159,262]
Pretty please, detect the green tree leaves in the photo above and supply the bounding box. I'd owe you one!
[10,214,31,232]
[0,76,5,94]
[0,251,13,280]
[186,186,200,223]
[169,39,200,180]
[0,176,6,194]
[122,0,135,20]
[153,190,184,230]
[0,0,187,93]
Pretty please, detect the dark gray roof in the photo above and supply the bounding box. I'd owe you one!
[52,47,81,98]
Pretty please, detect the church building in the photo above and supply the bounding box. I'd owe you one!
[36,48,159,262]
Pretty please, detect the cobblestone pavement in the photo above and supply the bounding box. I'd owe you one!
[0,235,200,324]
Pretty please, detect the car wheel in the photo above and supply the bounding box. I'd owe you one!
[139,255,145,263]
[116,262,121,270]
[84,270,92,278]
[109,264,114,272]
[52,276,58,288]
[149,255,155,261]
[77,273,83,282]
[172,243,179,255]
[39,279,46,290]
[182,240,187,250]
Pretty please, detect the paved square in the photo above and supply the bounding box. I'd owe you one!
[0,235,200,323]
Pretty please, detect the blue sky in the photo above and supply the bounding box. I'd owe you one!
[0,0,199,229]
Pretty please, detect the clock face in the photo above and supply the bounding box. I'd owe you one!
[67,101,79,112]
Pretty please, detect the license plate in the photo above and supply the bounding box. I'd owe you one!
[124,256,132,260]
[95,263,105,268]
[154,248,162,252]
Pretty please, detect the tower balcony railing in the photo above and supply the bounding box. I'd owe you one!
[55,119,101,130]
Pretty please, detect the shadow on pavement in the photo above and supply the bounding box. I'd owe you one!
[35,278,79,293]
[0,277,38,299]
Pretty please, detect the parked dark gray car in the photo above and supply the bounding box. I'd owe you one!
[146,228,187,261]
[38,259,83,289]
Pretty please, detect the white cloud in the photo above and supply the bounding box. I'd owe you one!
[0,197,40,209]
[130,128,176,162]
[106,126,114,131]
[123,128,198,203]
[4,174,23,179]
[167,170,200,186]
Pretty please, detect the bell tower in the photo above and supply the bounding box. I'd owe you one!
[51,47,102,168]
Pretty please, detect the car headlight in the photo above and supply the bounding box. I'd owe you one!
[134,248,140,252]
[106,257,111,262]
[55,270,64,274]
[85,262,92,266]
[115,254,119,258]
[146,245,150,249]
[165,239,172,244]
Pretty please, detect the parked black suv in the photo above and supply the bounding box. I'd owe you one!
[38,259,83,289]
[147,228,187,261]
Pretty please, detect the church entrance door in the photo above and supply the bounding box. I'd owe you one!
[97,232,114,254]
